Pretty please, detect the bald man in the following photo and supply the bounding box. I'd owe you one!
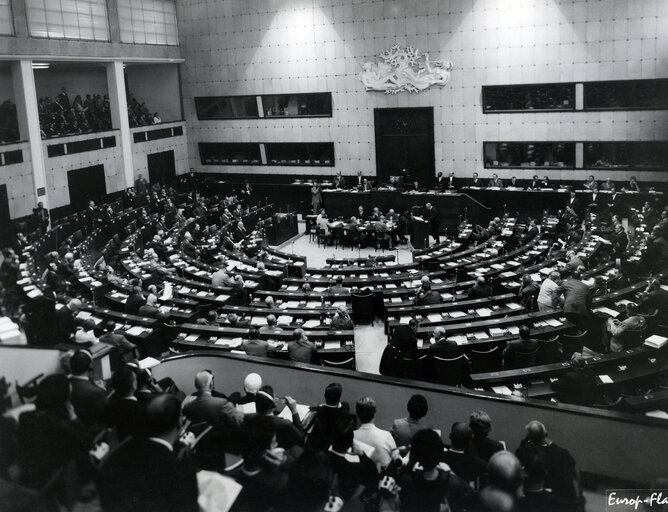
[468,276,491,299]
[518,421,578,501]
[486,451,523,497]
[182,370,243,428]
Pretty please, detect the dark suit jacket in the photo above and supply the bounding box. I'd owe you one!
[124,293,146,315]
[468,435,504,462]
[307,404,355,450]
[470,178,486,188]
[392,325,418,359]
[442,449,486,486]
[468,283,491,299]
[104,397,145,440]
[429,339,460,359]
[99,332,137,363]
[98,437,199,512]
[56,306,77,343]
[182,391,243,428]
[70,376,108,429]
[502,338,539,369]
[561,279,591,316]
[416,290,443,306]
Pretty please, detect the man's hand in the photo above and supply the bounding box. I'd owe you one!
[284,396,298,414]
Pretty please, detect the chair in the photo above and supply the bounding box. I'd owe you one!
[191,424,242,474]
[513,348,539,368]
[559,330,589,359]
[401,354,427,380]
[351,292,375,325]
[537,336,562,364]
[468,346,502,374]
[322,357,355,370]
[428,355,466,386]
[15,374,44,405]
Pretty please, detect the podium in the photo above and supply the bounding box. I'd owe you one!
[410,217,430,249]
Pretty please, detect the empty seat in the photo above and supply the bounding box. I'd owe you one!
[468,346,501,374]
[322,357,355,370]
[428,355,466,386]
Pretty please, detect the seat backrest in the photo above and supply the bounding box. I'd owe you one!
[322,357,355,370]
[469,346,501,373]
[514,348,540,368]
[537,337,561,364]
[428,355,466,386]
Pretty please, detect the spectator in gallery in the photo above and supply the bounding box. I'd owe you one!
[354,396,397,469]
[584,175,598,190]
[310,180,322,213]
[442,422,487,487]
[628,175,640,192]
[33,201,50,232]
[488,173,504,188]
[469,410,504,462]
[391,394,429,446]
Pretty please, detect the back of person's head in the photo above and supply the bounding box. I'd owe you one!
[477,488,515,512]
[407,394,428,420]
[477,276,486,285]
[244,373,262,394]
[524,420,548,445]
[356,396,376,424]
[206,311,218,323]
[248,327,260,340]
[81,318,95,332]
[408,318,418,330]
[103,319,116,333]
[70,350,93,376]
[571,270,581,280]
[68,298,82,311]
[289,449,333,511]
[255,385,276,415]
[449,422,473,450]
[293,328,305,341]
[266,314,277,326]
[331,417,355,453]
[194,370,214,391]
[626,302,638,315]
[35,374,70,411]
[470,410,493,438]
[487,451,523,496]
[422,281,432,291]
[335,276,343,285]
[410,429,444,471]
[145,394,182,438]
[518,325,530,340]
[112,365,137,397]
[324,382,343,406]
[433,326,446,340]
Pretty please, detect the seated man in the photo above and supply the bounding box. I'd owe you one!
[182,369,243,429]
[306,382,356,450]
[287,328,318,363]
[104,365,145,441]
[606,303,645,352]
[468,410,504,462]
[429,326,460,359]
[442,422,486,487]
[502,325,539,369]
[415,281,442,305]
[488,173,504,188]
[243,327,281,357]
[259,314,283,335]
[468,276,491,299]
[328,275,350,295]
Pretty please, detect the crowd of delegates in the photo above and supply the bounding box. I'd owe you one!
[37,87,160,139]
[4,362,583,512]
[0,99,19,143]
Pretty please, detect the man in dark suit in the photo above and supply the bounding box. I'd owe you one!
[588,186,603,210]
[468,410,504,462]
[306,382,356,450]
[611,223,629,260]
[98,394,199,512]
[515,444,574,512]
[429,326,459,359]
[565,191,581,217]
[446,171,457,189]
[561,271,591,327]
[69,350,107,430]
[33,201,50,232]
[435,171,446,190]
[334,172,346,189]
[507,176,523,189]
[423,202,439,243]
[470,172,485,188]
[248,385,305,449]
[124,283,146,315]
[182,370,243,429]
[392,318,419,361]
[502,325,539,369]
[56,298,82,344]
[488,173,504,188]
[104,365,145,440]
[415,281,442,306]
[468,276,491,299]
[98,319,137,364]
[442,422,486,487]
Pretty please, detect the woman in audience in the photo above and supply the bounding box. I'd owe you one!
[74,318,98,346]
[391,394,429,447]
[398,429,474,512]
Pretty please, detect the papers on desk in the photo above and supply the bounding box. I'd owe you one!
[399,316,412,324]
[390,297,402,304]
[476,308,492,317]
[489,327,506,337]
[138,357,160,370]
[250,316,265,326]
[215,338,243,348]
[598,374,614,384]
[450,334,468,345]
[385,283,397,289]
[302,319,320,328]
[544,318,563,327]
[313,287,327,292]
[432,278,443,284]
[615,299,634,307]
[323,341,340,350]
[593,306,619,318]
[78,311,93,320]
[471,331,489,340]
[126,326,147,336]
[506,302,522,310]
[26,288,42,298]
[645,410,668,419]
[440,293,453,301]
[196,291,207,297]
[185,334,200,342]
[427,313,443,322]
[332,301,346,307]
[491,386,513,396]
[277,315,293,324]
[286,285,299,291]
[215,295,229,302]
[644,335,668,349]
[448,311,467,318]
[507,326,520,335]
[284,301,301,308]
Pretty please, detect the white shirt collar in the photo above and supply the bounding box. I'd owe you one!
[70,375,90,381]
[148,437,174,452]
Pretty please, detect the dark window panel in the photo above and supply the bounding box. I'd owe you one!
[262,92,332,117]
[585,142,668,170]
[147,128,173,141]
[482,83,575,113]
[584,79,668,110]
[47,143,66,157]
[199,142,262,165]
[0,149,23,166]
[173,126,183,136]
[195,96,258,119]
[264,142,335,167]
[133,132,147,143]
[102,136,116,148]
[484,142,575,169]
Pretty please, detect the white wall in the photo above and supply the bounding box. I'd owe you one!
[1,141,35,218]
[34,66,108,103]
[125,64,182,123]
[177,0,668,183]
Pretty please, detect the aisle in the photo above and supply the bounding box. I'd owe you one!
[353,320,387,375]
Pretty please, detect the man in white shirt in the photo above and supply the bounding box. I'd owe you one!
[537,271,563,311]
[353,396,397,469]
